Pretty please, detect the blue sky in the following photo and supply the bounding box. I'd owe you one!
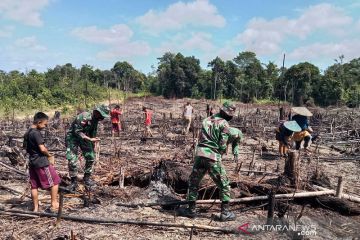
[0,0,359,73]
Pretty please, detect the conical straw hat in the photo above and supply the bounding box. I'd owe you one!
[291,107,313,117]
[283,121,302,132]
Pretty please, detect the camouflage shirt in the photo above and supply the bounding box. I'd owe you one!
[67,111,99,139]
[228,127,243,156]
[196,113,230,161]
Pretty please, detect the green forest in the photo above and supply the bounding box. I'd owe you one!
[1,51,359,116]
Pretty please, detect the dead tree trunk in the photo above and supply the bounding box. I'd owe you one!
[279,107,285,121]
[284,150,299,188]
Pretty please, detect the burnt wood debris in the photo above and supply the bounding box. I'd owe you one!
[0,96,359,239]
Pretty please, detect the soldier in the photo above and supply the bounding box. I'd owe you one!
[228,127,243,161]
[178,101,239,221]
[66,105,109,191]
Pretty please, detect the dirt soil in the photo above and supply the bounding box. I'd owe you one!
[0,96,359,240]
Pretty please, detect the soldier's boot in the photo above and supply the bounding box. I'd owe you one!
[219,201,236,221]
[83,173,95,188]
[68,177,78,192]
[177,201,196,218]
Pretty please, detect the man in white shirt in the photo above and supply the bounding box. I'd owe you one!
[183,102,194,134]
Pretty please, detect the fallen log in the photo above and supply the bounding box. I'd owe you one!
[0,161,27,176]
[116,190,335,208]
[0,207,237,234]
[313,185,360,203]
[238,170,279,176]
[313,196,360,216]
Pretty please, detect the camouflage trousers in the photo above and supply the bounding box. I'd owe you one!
[187,156,231,202]
[65,134,95,177]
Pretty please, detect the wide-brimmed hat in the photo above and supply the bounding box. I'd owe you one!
[283,121,301,132]
[95,105,110,118]
[228,127,243,141]
[291,107,313,117]
[221,101,236,116]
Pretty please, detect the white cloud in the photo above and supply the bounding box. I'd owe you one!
[71,24,133,45]
[0,0,49,27]
[0,25,14,37]
[136,0,225,33]
[97,42,151,59]
[182,32,214,52]
[72,24,151,60]
[214,46,237,61]
[288,39,360,62]
[235,3,352,56]
[156,32,215,54]
[14,36,47,51]
[3,36,53,71]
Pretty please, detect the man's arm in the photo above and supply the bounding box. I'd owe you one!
[219,121,230,154]
[32,131,54,164]
[73,114,99,142]
[39,144,51,157]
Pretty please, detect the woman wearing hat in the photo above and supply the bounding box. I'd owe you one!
[291,107,313,154]
[275,121,301,157]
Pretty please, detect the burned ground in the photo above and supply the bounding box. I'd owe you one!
[0,96,359,239]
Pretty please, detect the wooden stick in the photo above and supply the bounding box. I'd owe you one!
[0,207,237,234]
[266,190,275,225]
[313,185,360,203]
[56,192,64,226]
[116,190,335,208]
[0,161,27,176]
[238,170,279,176]
[335,176,344,199]
[119,167,125,189]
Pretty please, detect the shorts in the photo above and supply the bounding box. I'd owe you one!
[29,165,61,189]
[112,122,121,132]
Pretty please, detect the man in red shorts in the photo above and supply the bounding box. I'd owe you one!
[23,112,61,212]
[110,105,122,137]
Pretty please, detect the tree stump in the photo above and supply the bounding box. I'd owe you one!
[279,107,285,121]
[284,150,299,188]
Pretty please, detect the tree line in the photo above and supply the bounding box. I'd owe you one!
[150,52,360,107]
[0,51,359,116]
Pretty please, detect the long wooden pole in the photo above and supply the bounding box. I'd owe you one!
[116,190,336,208]
[313,185,360,203]
[0,207,236,234]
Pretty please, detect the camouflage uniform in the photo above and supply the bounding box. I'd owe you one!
[187,114,242,202]
[228,127,243,157]
[66,112,99,177]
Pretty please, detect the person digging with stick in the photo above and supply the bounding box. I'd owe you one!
[275,121,301,158]
[290,107,316,155]
[177,101,238,221]
[66,105,109,191]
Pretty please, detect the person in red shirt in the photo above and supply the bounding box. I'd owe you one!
[143,106,153,137]
[110,105,122,137]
